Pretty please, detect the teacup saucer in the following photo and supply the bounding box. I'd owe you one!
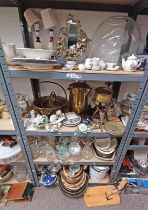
[106,66,119,71]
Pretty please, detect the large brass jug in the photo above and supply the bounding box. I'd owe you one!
[68,82,91,115]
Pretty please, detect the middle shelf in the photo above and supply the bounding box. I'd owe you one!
[33,154,114,165]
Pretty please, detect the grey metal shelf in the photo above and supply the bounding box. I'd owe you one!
[25,130,109,137]
[34,160,114,166]
[128,145,148,150]
[133,131,148,138]
[9,69,144,82]
[0,130,16,135]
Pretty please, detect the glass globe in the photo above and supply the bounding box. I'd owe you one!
[90,16,141,63]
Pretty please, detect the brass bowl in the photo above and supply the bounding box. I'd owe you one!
[59,175,88,198]
[60,171,87,190]
[33,95,67,115]
[94,87,112,103]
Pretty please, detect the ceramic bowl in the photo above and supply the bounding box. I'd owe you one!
[94,138,111,150]
[93,143,115,158]
[17,48,54,59]
[40,171,57,187]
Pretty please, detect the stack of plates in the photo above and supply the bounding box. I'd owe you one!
[0,141,22,164]
[12,58,63,70]
[93,137,117,160]
[62,112,81,127]
[59,166,88,198]
[0,165,13,183]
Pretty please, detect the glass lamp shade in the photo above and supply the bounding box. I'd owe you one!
[90,16,141,63]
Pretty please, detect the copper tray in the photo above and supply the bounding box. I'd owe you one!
[61,172,87,190]
[59,175,88,198]
[60,170,83,184]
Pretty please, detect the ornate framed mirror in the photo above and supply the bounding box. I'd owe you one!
[55,14,88,63]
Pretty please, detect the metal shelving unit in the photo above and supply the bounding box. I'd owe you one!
[1,52,148,186]
[0,0,148,187]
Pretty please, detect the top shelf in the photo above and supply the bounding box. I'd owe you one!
[9,68,144,82]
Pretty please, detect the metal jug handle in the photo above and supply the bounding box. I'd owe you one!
[39,81,68,101]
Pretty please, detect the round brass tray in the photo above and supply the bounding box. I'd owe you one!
[60,170,83,184]
[59,175,88,198]
[104,121,124,137]
[61,171,86,190]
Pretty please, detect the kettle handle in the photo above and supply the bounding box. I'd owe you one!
[137,59,142,68]
[39,81,68,101]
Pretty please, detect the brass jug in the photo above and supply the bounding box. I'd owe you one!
[68,82,91,115]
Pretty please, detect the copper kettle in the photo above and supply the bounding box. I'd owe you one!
[68,82,91,115]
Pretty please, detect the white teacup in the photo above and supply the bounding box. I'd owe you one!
[85,58,93,64]
[92,61,99,67]
[78,64,85,71]
[66,61,76,71]
[107,62,117,68]
[92,65,100,71]
[85,63,92,70]
[92,57,100,62]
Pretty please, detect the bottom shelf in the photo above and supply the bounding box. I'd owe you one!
[39,175,110,186]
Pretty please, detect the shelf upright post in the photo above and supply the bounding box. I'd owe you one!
[0,40,39,186]
[110,64,148,182]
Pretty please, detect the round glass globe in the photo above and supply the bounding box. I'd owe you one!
[90,16,141,63]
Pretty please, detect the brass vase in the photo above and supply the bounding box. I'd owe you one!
[68,82,91,115]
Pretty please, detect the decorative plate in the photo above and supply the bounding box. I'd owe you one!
[104,121,125,137]
[62,112,81,127]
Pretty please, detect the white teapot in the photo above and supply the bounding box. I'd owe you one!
[122,54,141,72]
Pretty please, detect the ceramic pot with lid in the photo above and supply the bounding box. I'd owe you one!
[89,165,110,181]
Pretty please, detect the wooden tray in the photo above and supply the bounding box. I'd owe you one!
[84,185,120,207]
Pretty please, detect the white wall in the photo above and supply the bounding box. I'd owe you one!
[0,7,144,102]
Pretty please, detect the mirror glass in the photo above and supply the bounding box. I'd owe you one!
[55,14,88,63]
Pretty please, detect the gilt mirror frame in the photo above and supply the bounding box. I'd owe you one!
[55,14,88,63]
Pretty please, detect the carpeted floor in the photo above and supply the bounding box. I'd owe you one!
[3,187,148,210]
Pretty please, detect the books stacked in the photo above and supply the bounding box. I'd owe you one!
[6,181,34,202]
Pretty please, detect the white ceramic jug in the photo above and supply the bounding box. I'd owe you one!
[3,43,16,62]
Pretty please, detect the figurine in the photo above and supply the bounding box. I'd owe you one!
[16,93,29,115]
